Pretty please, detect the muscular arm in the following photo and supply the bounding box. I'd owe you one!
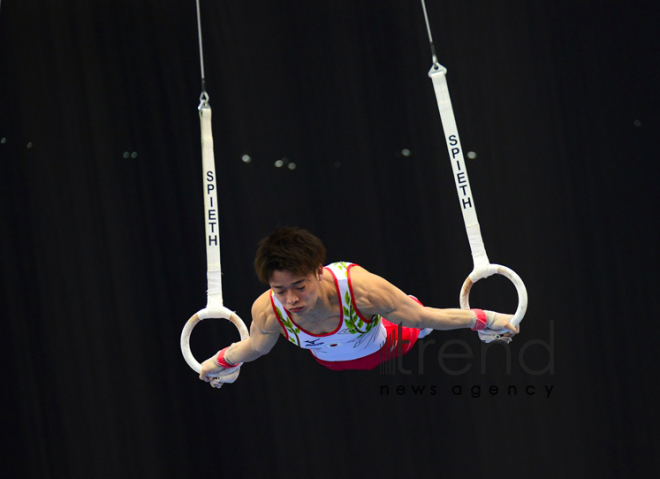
[199,291,281,382]
[223,292,280,364]
[351,266,517,334]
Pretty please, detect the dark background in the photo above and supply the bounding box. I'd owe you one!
[1,1,658,478]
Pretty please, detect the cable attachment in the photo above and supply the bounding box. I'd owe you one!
[428,43,442,71]
[196,0,209,109]
[420,0,442,70]
[199,90,210,109]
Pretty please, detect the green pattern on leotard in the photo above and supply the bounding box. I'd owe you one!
[334,262,381,334]
[273,303,301,345]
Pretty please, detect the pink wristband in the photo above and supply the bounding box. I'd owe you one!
[471,309,487,331]
[216,347,240,369]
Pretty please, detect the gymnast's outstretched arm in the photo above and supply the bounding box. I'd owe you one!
[199,291,280,382]
[350,266,519,335]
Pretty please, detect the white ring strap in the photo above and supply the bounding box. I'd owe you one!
[428,66,528,341]
[199,106,224,308]
[179,101,249,386]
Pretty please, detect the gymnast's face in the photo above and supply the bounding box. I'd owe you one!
[269,266,324,315]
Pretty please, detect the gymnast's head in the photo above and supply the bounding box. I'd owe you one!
[254,227,326,284]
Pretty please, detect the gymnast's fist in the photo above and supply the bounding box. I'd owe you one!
[199,347,241,387]
[484,310,519,337]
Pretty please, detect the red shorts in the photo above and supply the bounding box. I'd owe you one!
[313,297,424,371]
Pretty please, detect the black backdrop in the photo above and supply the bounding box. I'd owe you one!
[1,1,658,478]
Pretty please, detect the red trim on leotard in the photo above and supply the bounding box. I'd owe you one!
[270,292,290,341]
[346,263,375,324]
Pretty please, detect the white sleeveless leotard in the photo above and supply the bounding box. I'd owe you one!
[270,262,387,362]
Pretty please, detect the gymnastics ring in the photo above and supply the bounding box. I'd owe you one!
[459,264,528,343]
[180,306,250,387]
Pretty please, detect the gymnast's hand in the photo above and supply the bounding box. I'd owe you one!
[199,347,241,388]
[484,310,520,337]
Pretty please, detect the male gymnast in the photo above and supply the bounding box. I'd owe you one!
[200,227,518,384]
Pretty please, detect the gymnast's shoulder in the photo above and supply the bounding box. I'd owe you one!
[250,289,281,335]
[348,264,408,315]
[347,264,390,288]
